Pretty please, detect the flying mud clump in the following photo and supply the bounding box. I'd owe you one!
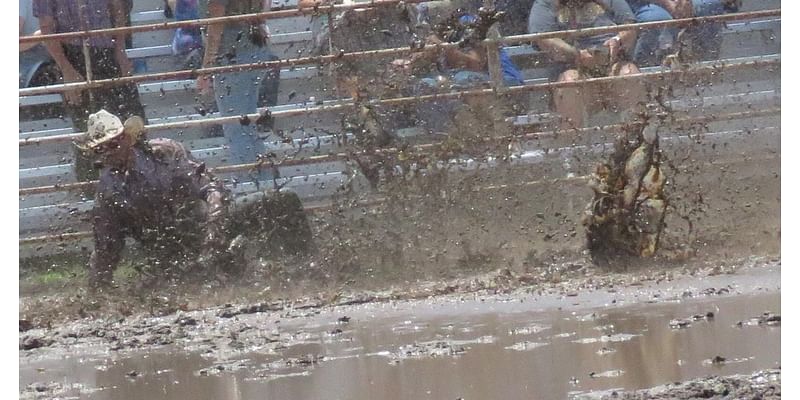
[582,113,668,264]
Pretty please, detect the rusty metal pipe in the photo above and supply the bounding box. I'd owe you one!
[19,107,780,197]
[19,57,779,147]
[18,9,780,97]
[19,0,432,45]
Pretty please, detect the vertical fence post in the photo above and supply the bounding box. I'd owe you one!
[76,0,94,102]
[485,26,504,94]
[482,0,508,142]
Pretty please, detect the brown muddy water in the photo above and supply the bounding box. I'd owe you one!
[20,290,779,399]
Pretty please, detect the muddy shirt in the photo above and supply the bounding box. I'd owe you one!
[89,138,230,272]
[527,0,635,49]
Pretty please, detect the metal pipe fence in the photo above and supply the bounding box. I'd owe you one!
[18,9,780,97]
[19,56,780,147]
[19,107,780,197]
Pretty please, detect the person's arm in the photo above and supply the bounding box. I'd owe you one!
[201,0,225,61]
[110,0,134,76]
[36,16,82,81]
[197,0,225,95]
[602,0,638,60]
[444,47,486,72]
[537,38,580,63]
[528,0,585,66]
[36,11,84,104]
[298,0,325,8]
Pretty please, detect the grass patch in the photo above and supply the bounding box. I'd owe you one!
[35,269,76,286]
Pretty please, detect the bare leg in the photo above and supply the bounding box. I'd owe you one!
[553,69,587,130]
[610,62,646,114]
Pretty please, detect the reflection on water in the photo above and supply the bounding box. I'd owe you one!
[20,293,780,400]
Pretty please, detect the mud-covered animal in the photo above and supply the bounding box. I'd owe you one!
[582,113,668,264]
[226,190,314,258]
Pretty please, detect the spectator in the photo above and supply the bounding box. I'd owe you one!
[197,0,281,187]
[404,13,525,89]
[20,0,55,89]
[394,11,525,134]
[33,0,148,183]
[528,0,642,129]
[629,0,741,66]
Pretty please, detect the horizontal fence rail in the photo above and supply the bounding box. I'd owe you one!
[18,106,781,197]
[18,9,780,97]
[19,55,780,148]
[19,132,780,246]
[18,0,430,44]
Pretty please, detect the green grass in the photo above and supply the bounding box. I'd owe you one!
[20,252,145,293]
[35,269,76,286]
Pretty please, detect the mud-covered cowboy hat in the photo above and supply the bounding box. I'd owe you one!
[76,109,145,152]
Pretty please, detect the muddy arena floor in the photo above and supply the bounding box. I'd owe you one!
[19,108,780,399]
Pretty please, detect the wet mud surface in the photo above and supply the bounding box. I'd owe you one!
[20,260,779,399]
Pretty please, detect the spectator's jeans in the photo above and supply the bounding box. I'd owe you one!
[415,71,514,133]
[213,45,280,184]
[633,0,738,66]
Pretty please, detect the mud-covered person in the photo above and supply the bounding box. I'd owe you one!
[81,110,231,292]
[528,0,643,129]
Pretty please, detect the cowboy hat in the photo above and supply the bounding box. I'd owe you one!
[77,109,146,151]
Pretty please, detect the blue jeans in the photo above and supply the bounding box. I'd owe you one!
[213,45,280,184]
[633,0,738,66]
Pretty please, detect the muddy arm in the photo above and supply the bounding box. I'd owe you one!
[536,38,580,64]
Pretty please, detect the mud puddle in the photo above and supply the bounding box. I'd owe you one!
[20,289,779,399]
